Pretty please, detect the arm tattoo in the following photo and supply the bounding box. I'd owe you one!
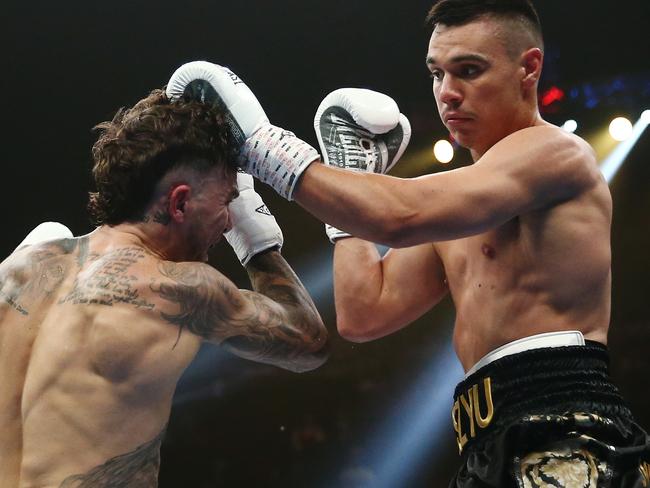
[154,262,294,353]
[154,256,328,370]
[239,252,328,367]
[58,427,165,488]
[245,252,321,318]
[154,261,242,338]
[59,247,155,310]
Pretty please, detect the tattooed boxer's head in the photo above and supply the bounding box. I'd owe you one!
[88,88,239,227]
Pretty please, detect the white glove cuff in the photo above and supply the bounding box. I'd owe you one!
[325,224,352,243]
[224,190,284,266]
[239,124,320,200]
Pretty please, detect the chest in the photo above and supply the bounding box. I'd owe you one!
[436,218,523,281]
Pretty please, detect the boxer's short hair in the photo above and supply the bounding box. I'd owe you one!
[427,0,544,55]
[88,89,239,226]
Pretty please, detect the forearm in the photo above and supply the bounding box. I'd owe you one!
[296,162,524,246]
[333,239,386,341]
[335,241,449,342]
[295,163,416,247]
[245,250,328,364]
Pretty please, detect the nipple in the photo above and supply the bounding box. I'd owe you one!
[481,243,496,259]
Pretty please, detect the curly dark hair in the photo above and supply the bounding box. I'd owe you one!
[88,89,239,226]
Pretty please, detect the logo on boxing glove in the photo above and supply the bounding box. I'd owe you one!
[255,205,272,216]
[224,68,244,86]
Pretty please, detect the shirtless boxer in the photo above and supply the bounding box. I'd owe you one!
[167,2,649,486]
[0,89,328,487]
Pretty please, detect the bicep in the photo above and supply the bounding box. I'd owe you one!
[153,261,321,370]
[216,288,320,368]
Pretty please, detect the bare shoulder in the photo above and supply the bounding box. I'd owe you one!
[0,237,86,316]
[56,243,160,311]
[500,124,597,170]
[479,123,602,198]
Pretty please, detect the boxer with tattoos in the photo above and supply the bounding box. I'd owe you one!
[0,89,327,487]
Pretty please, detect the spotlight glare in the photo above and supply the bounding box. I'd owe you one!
[561,119,578,133]
[609,117,633,141]
[641,110,650,124]
[433,139,454,164]
[601,112,650,182]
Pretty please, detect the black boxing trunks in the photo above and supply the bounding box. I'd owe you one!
[449,332,650,487]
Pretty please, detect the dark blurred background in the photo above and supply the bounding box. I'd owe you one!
[4,0,650,486]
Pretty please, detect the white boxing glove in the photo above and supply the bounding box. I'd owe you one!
[224,171,283,266]
[15,222,74,251]
[314,88,412,242]
[166,61,319,200]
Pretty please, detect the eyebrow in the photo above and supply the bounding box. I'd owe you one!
[426,54,490,66]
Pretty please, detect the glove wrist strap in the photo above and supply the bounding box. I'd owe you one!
[240,124,320,200]
[325,224,352,243]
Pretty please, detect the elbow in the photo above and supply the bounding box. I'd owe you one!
[295,347,329,372]
[373,217,421,249]
[364,216,407,248]
[291,326,330,373]
[337,315,382,343]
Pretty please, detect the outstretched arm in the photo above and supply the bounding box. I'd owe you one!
[295,125,600,247]
[164,63,598,248]
[154,251,328,373]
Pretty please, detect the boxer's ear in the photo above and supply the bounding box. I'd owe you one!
[168,184,191,223]
[520,47,542,91]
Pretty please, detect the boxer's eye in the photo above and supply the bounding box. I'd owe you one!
[429,69,443,81]
[458,65,481,79]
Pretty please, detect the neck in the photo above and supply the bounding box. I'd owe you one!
[470,107,544,161]
[95,222,185,262]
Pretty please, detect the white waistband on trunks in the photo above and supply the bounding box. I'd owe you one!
[464,330,586,379]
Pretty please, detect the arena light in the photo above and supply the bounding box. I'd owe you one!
[601,112,649,182]
[561,119,578,133]
[433,139,454,163]
[641,109,650,124]
[540,85,565,107]
[608,117,633,141]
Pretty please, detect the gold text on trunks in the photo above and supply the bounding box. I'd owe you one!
[452,377,494,454]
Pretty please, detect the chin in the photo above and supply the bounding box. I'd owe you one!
[451,134,472,150]
[456,131,486,153]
